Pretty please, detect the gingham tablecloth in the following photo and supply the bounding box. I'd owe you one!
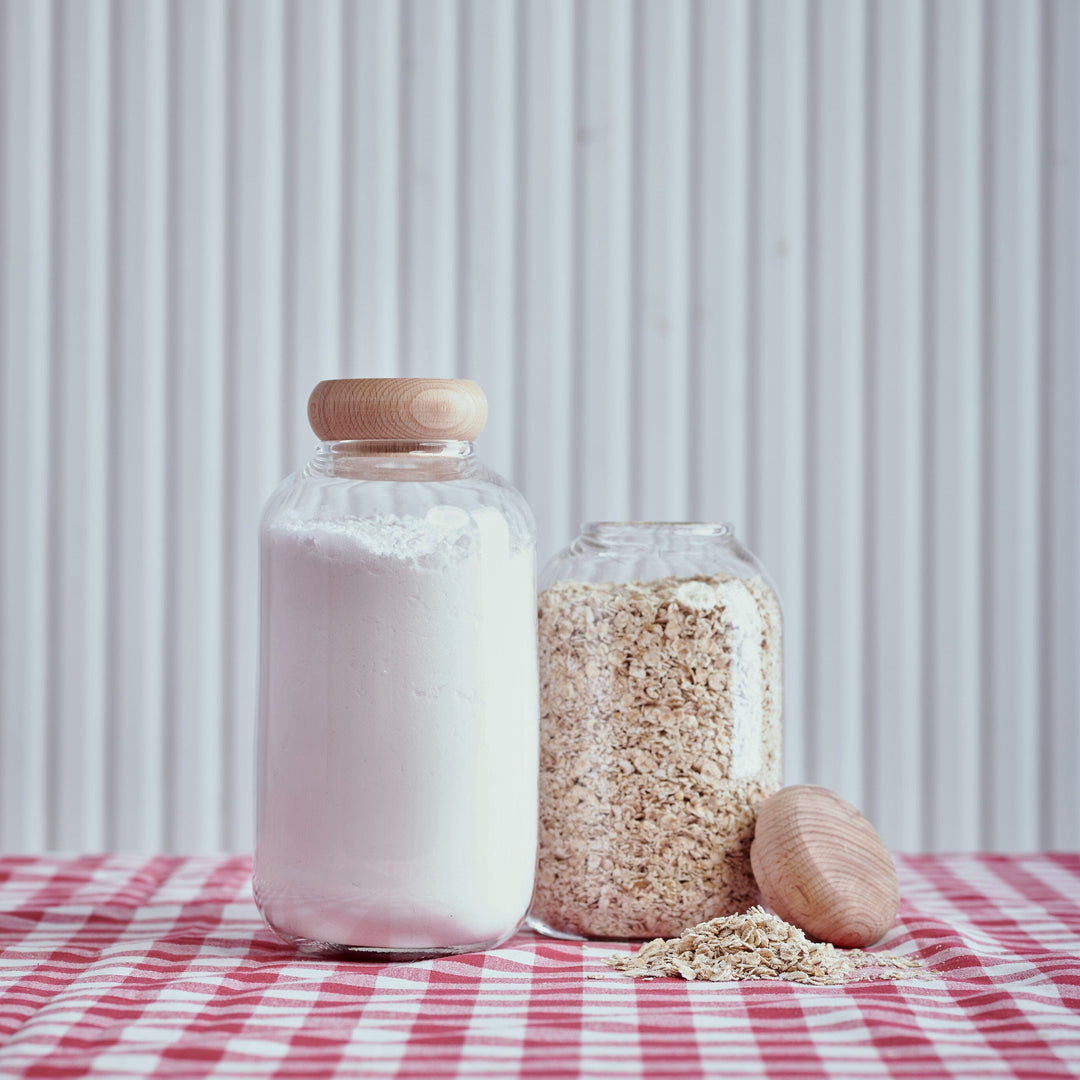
[1,855,1078,1078]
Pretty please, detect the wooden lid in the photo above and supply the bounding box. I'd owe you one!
[308,378,488,442]
[750,785,900,948]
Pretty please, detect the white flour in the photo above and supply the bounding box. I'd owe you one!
[253,504,538,952]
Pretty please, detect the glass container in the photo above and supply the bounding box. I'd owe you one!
[253,378,539,960]
[529,522,783,941]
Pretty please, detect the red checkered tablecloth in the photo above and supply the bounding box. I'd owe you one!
[1,854,1078,1077]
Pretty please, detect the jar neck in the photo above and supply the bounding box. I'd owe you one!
[308,439,478,480]
[574,521,735,553]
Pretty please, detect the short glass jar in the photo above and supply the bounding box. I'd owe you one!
[528,523,783,941]
[253,378,539,960]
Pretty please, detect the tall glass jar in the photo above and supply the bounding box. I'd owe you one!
[254,378,539,960]
[529,523,782,941]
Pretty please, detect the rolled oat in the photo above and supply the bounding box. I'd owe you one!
[531,571,782,940]
[604,906,924,984]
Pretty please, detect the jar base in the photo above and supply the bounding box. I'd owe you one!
[525,912,588,941]
[273,926,520,962]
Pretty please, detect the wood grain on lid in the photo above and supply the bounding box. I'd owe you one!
[308,378,488,442]
[750,784,900,948]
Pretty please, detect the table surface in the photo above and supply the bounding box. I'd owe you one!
[0,854,1078,1078]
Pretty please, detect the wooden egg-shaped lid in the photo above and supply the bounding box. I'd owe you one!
[750,784,900,948]
[308,378,488,442]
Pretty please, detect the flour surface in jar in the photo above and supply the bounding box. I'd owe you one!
[531,572,782,940]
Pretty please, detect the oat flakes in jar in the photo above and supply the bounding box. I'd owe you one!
[528,523,782,941]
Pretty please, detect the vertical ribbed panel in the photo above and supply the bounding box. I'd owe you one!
[864,0,925,853]
[107,0,169,850]
[456,0,517,479]
[749,0,808,797]
[400,0,459,382]
[164,0,227,852]
[981,0,1043,853]
[632,0,691,522]
[1,0,1078,854]
[222,0,285,851]
[47,0,110,849]
[341,0,400,384]
[1042,0,1080,851]
[805,0,866,819]
[574,0,632,527]
[516,0,574,561]
[0,0,52,852]
[924,0,984,853]
[693,0,749,530]
[283,0,342,462]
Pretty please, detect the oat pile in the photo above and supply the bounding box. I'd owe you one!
[532,572,782,940]
[605,907,924,984]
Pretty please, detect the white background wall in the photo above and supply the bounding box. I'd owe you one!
[1,0,1077,855]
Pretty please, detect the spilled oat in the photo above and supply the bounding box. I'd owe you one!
[605,906,924,985]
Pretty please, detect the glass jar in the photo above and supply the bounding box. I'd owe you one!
[529,523,783,940]
[253,378,539,959]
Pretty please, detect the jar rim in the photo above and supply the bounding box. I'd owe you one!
[318,439,475,458]
[581,521,734,538]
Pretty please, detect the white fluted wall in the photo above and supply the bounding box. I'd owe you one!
[1,0,1077,854]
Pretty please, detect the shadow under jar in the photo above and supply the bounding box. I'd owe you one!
[528,523,783,941]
